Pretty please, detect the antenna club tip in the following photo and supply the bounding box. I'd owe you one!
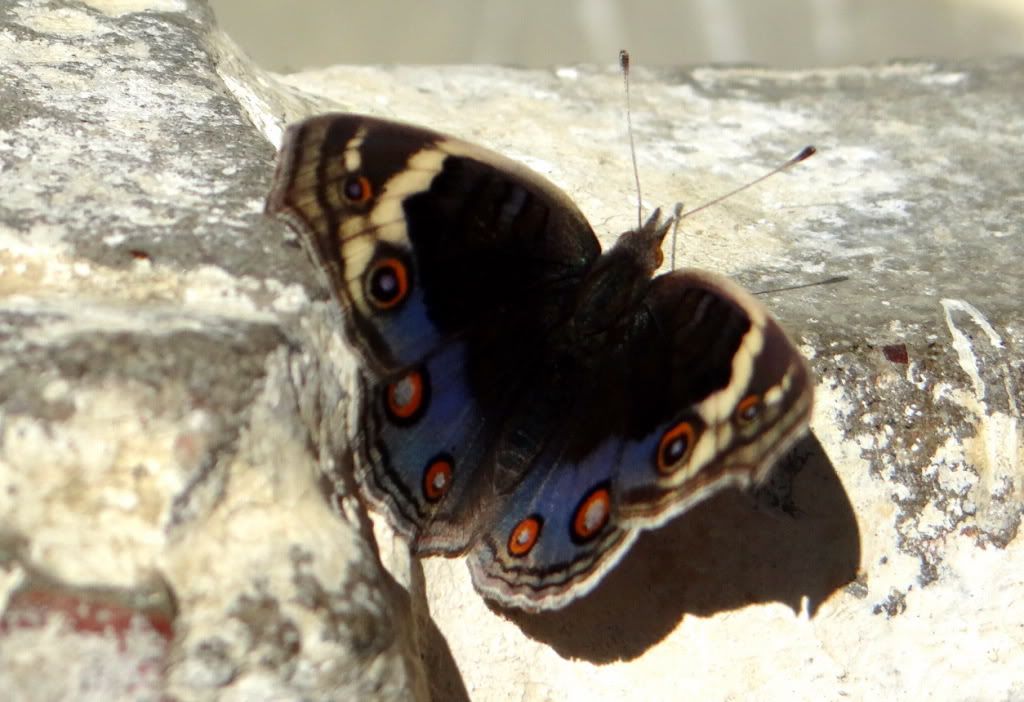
[796,145,816,161]
[619,49,630,70]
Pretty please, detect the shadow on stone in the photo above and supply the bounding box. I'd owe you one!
[402,533,471,702]
[419,613,472,702]
[494,433,860,662]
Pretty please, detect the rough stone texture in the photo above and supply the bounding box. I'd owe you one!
[0,562,174,701]
[1,0,1021,701]
[0,1,426,700]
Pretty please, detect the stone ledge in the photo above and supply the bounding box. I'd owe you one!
[1,1,1021,701]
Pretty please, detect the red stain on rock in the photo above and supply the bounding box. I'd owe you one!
[1,588,174,648]
[882,343,909,364]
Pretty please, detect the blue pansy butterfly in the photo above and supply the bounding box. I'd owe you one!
[265,114,813,611]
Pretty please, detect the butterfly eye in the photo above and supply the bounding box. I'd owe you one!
[507,515,543,557]
[656,420,695,474]
[571,484,611,543]
[736,394,762,424]
[366,256,410,309]
[423,454,454,502]
[384,368,428,424]
[343,175,373,204]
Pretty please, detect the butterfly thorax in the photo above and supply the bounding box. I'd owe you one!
[564,216,670,353]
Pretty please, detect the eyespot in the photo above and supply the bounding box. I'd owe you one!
[422,454,453,502]
[384,368,428,424]
[571,484,611,543]
[736,394,762,424]
[366,256,409,309]
[343,175,373,204]
[656,420,696,474]
[507,515,543,557]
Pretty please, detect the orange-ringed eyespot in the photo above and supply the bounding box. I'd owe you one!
[657,420,696,474]
[508,515,543,557]
[571,483,611,543]
[366,256,409,309]
[384,368,428,425]
[342,174,372,204]
[737,394,762,423]
[423,454,454,503]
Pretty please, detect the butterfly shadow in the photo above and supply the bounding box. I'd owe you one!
[493,432,860,663]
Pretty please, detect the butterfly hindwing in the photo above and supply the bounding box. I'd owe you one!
[356,342,493,552]
[467,269,812,610]
[614,270,813,528]
[468,436,638,611]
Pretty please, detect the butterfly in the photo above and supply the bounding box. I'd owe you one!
[264,113,813,612]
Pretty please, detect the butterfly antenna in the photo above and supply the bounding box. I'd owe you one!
[756,275,848,295]
[679,146,816,222]
[620,49,643,229]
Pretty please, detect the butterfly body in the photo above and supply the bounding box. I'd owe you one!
[267,113,813,611]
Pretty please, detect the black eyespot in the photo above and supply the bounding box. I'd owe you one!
[384,367,430,425]
[663,435,687,464]
[656,421,695,474]
[343,175,372,203]
[366,257,409,309]
[508,515,543,557]
[571,483,612,543]
[737,394,762,423]
[423,453,454,503]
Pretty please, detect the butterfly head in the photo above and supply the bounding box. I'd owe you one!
[570,208,681,339]
[609,207,680,276]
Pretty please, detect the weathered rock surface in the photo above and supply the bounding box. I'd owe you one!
[0,0,1020,700]
[1,1,425,700]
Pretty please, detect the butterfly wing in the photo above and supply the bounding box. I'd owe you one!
[266,113,600,371]
[266,114,602,551]
[468,269,813,610]
[468,437,640,611]
[614,270,813,526]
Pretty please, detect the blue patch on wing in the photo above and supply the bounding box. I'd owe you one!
[358,342,490,548]
[612,423,667,495]
[369,284,443,367]
[467,437,638,609]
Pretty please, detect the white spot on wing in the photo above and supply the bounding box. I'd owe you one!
[343,127,367,173]
[371,148,447,229]
[697,320,765,424]
[340,145,444,312]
